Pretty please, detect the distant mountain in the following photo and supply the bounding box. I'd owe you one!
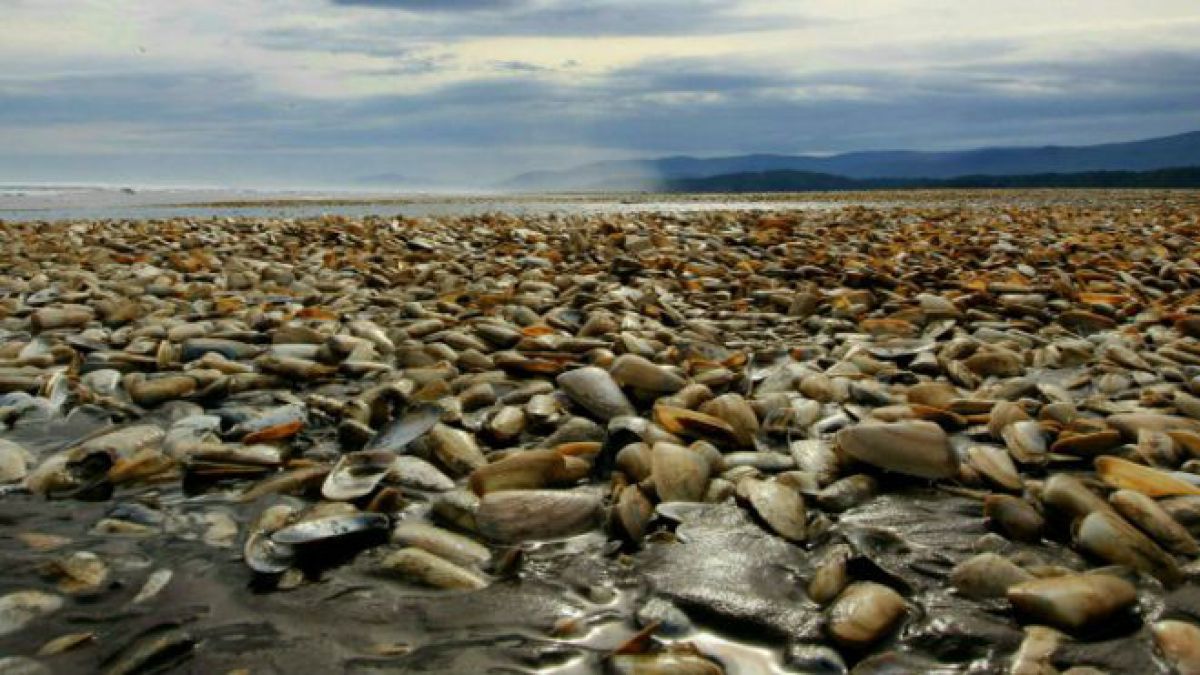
[355,173,418,185]
[500,130,1200,191]
[660,166,1200,193]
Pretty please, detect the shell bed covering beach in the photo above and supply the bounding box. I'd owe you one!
[4,191,1200,673]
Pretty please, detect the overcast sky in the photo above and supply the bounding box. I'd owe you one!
[1,0,1198,187]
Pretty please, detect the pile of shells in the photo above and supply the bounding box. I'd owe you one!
[2,199,1200,672]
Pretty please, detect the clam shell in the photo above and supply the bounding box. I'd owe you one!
[322,450,394,501]
[0,590,64,637]
[1152,620,1200,675]
[556,366,635,421]
[651,442,710,502]
[475,489,602,542]
[1095,456,1200,497]
[380,548,487,591]
[1007,574,1136,631]
[826,582,907,649]
[270,512,389,546]
[835,420,959,479]
[608,354,685,393]
[1001,420,1048,464]
[387,455,455,492]
[949,553,1033,599]
[366,403,444,452]
[966,445,1022,491]
[653,405,739,447]
[468,449,564,495]
[984,494,1044,543]
[614,484,654,542]
[1074,509,1180,583]
[745,479,807,542]
[390,522,490,567]
[698,394,760,447]
[1109,489,1200,556]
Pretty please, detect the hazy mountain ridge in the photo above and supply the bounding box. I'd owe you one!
[659,166,1200,192]
[501,130,1200,190]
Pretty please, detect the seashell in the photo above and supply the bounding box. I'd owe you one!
[0,590,64,637]
[835,420,959,479]
[1001,420,1049,464]
[556,366,635,421]
[1074,509,1180,583]
[1049,429,1123,456]
[432,489,480,533]
[125,374,196,407]
[1107,413,1200,442]
[380,548,487,591]
[652,404,739,447]
[1041,474,1112,523]
[698,394,760,447]
[427,423,487,477]
[270,512,389,546]
[608,354,685,393]
[0,439,34,483]
[608,653,724,675]
[826,582,907,649]
[41,551,108,595]
[815,474,878,512]
[1007,573,1136,631]
[468,449,564,495]
[1109,489,1200,556]
[963,348,1025,377]
[387,455,455,491]
[1010,625,1063,675]
[390,522,490,567]
[789,439,840,486]
[950,553,1033,599]
[615,442,653,482]
[475,489,602,542]
[651,442,711,502]
[614,483,654,542]
[984,494,1044,543]
[367,403,444,453]
[322,450,394,501]
[906,381,959,410]
[1152,620,1200,675]
[1095,455,1200,497]
[966,445,1022,491]
[807,544,852,605]
[30,306,94,332]
[744,479,807,542]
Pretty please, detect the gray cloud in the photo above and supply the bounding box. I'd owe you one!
[330,0,521,11]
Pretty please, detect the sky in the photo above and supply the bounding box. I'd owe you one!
[1,0,1198,188]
